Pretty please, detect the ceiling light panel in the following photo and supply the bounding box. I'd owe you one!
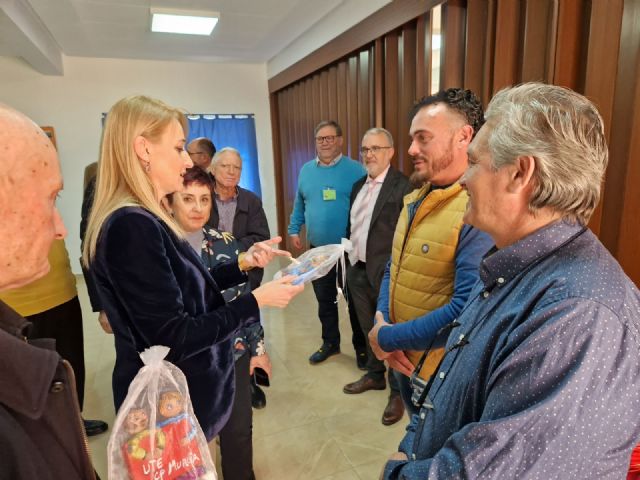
[150,8,219,36]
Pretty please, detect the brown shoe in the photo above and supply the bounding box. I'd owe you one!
[381,394,405,425]
[343,375,386,394]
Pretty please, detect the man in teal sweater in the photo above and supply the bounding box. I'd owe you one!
[288,120,367,365]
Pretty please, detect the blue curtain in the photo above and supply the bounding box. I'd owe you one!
[186,114,261,198]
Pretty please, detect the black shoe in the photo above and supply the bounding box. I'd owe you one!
[250,376,267,409]
[309,343,340,364]
[84,419,108,437]
[356,351,368,370]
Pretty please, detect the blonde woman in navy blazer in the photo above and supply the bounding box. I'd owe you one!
[82,95,302,440]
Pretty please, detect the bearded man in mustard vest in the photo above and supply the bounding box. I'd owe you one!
[368,88,493,418]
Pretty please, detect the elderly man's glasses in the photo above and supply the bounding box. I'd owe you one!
[315,135,339,144]
[360,146,391,156]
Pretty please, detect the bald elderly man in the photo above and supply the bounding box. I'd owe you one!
[0,105,96,479]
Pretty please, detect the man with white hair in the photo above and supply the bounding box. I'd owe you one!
[382,83,640,479]
[207,147,271,410]
[0,104,96,478]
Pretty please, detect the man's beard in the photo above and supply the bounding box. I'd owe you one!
[409,146,454,187]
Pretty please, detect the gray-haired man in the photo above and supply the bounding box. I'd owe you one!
[343,127,412,426]
[382,83,640,480]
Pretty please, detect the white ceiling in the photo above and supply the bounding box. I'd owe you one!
[0,0,389,75]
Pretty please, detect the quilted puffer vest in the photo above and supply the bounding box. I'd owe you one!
[390,183,467,380]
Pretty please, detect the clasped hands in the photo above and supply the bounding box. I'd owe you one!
[368,311,414,377]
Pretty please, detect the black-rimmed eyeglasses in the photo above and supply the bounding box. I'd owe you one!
[360,146,391,156]
[315,135,340,144]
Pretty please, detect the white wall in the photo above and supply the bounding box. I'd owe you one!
[0,55,276,273]
[267,0,391,78]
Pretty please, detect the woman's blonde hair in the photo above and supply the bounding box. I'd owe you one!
[82,95,188,266]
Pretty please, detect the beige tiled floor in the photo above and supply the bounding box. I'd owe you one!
[79,260,407,479]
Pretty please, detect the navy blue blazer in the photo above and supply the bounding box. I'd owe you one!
[90,207,260,440]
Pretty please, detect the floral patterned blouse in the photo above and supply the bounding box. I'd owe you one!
[199,227,265,359]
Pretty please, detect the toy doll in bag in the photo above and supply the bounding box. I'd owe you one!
[122,407,166,476]
[156,390,207,478]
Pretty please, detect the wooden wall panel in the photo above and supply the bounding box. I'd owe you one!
[268,0,436,93]
[601,0,640,277]
[464,0,491,103]
[357,49,372,151]
[583,0,624,236]
[336,62,349,146]
[270,92,285,240]
[521,0,556,83]
[553,0,588,89]
[416,12,432,100]
[441,0,466,89]
[374,38,384,126]
[612,0,640,285]
[269,0,640,283]
[384,30,400,165]
[493,0,523,91]
[347,55,360,158]
[398,23,417,173]
[617,70,640,283]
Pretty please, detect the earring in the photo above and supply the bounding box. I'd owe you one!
[143,160,151,172]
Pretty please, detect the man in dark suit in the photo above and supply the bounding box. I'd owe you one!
[343,128,413,426]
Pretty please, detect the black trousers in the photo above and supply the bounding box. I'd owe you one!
[311,261,366,351]
[219,351,255,480]
[26,296,86,409]
[346,262,399,393]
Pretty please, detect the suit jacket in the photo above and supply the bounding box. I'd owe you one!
[90,207,260,441]
[347,167,413,291]
[208,185,270,289]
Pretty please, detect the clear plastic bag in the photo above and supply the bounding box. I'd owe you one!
[107,346,217,480]
[274,239,352,285]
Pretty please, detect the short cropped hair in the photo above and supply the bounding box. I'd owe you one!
[410,88,485,136]
[485,82,608,225]
[166,166,214,204]
[193,137,216,158]
[363,127,394,147]
[314,120,343,137]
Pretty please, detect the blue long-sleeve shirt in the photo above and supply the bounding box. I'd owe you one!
[287,156,366,247]
[384,220,640,479]
[376,224,493,351]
